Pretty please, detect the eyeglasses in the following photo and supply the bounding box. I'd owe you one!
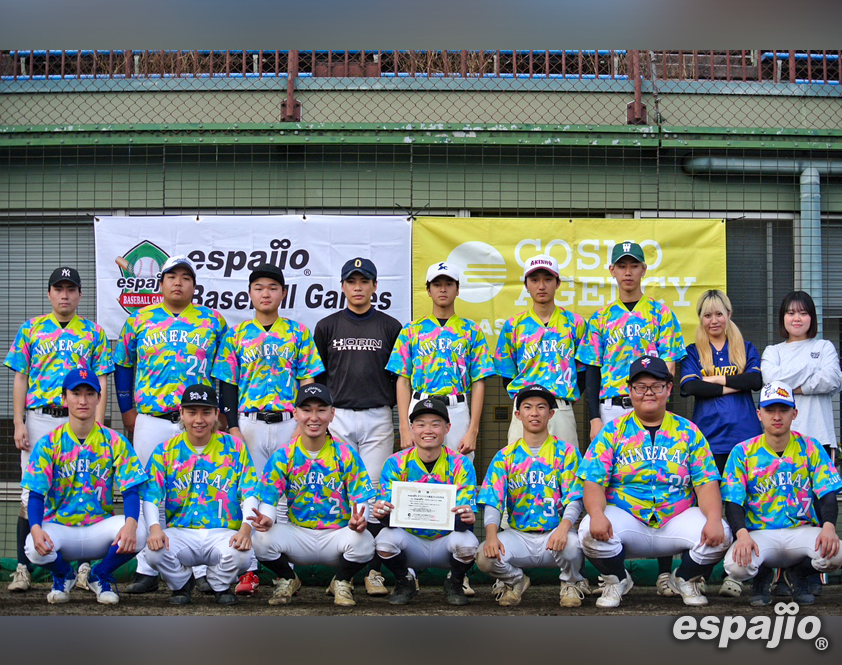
[630,383,668,395]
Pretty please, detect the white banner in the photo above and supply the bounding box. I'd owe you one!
[94,215,412,339]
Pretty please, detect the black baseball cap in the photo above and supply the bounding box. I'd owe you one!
[49,267,82,288]
[249,263,285,288]
[62,367,100,393]
[515,384,556,409]
[181,384,219,408]
[295,383,334,407]
[628,356,671,382]
[341,257,377,281]
[409,397,450,423]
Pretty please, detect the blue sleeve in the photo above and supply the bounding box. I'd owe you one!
[28,492,45,527]
[122,486,140,521]
[114,364,135,413]
[745,341,762,373]
[680,344,703,385]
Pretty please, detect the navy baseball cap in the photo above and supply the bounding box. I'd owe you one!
[49,267,82,288]
[515,384,556,409]
[249,263,285,287]
[409,397,450,423]
[181,384,219,408]
[758,381,796,409]
[341,257,377,281]
[295,383,334,407]
[161,255,197,279]
[628,356,671,382]
[611,241,646,264]
[62,368,100,393]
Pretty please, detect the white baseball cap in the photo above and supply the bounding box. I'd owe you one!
[161,255,197,279]
[426,261,460,283]
[523,254,559,279]
[758,380,796,408]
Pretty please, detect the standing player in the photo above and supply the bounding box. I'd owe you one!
[213,263,324,595]
[142,384,259,606]
[495,254,586,447]
[115,255,227,594]
[577,357,731,608]
[722,381,842,606]
[250,384,376,607]
[372,397,478,606]
[313,257,402,597]
[476,385,588,608]
[577,241,686,593]
[5,266,113,593]
[22,368,147,605]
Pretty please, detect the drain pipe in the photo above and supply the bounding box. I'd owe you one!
[684,156,842,335]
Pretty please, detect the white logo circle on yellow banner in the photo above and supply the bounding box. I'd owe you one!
[446,241,507,304]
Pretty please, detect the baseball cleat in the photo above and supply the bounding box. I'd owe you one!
[575,579,593,596]
[329,577,356,606]
[388,573,418,605]
[268,575,302,606]
[76,562,92,591]
[235,571,260,596]
[718,576,743,597]
[749,566,773,607]
[445,571,475,597]
[808,572,823,597]
[195,576,214,594]
[87,572,120,605]
[364,569,389,596]
[8,563,31,592]
[495,574,531,607]
[46,571,77,604]
[785,567,815,606]
[125,572,159,594]
[595,571,633,609]
[169,576,195,605]
[656,572,677,597]
[559,582,584,608]
[444,576,469,606]
[667,571,708,607]
[215,590,238,605]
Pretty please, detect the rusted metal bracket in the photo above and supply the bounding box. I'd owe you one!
[280,49,302,122]
[627,50,648,125]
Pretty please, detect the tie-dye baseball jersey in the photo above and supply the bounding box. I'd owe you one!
[576,296,686,399]
[495,307,587,400]
[21,422,147,526]
[114,303,227,414]
[4,314,113,408]
[479,435,583,532]
[722,432,842,531]
[212,317,324,413]
[258,434,375,529]
[578,410,719,527]
[142,431,259,530]
[379,446,477,540]
[386,315,495,395]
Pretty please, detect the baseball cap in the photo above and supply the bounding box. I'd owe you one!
[523,254,560,279]
[295,383,334,407]
[426,261,460,283]
[49,267,82,288]
[62,367,100,393]
[181,384,219,408]
[341,257,377,281]
[249,263,285,287]
[611,241,646,264]
[515,384,556,409]
[758,381,796,409]
[409,396,450,423]
[161,255,197,279]
[628,356,671,382]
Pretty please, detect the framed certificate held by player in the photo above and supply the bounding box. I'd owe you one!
[390,481,457,531]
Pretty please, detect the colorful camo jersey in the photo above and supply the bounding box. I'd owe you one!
[212,317,324,413]
[379,446,477,540]
[114,303,227,414]
[386,315,495,395]
[577,410,719,527]
[722,432,842,531]
[4,314,113,408]
[258,434,375,529]
[576,296,686,399]
[495,307,587,400]
[142,431,259,530]
[478,435,583,532]
[21,422,147,526]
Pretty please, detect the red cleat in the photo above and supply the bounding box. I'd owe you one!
[235,571,260,596]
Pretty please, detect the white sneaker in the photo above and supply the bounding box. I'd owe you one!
[668,571,708,606]
[446,571,475,597]
[559,582,584,607]
[656,572,677,597]
[718,576,743,597]
[595,571,634,609]
[8,563,31,592]
[330,578,356,607]
[575,579,592,596]
[76,562,91,591]
[268,575,302,605]
[87,573,120,605]
[46,572,77,604]
[496,575,531,607]
[364,570,388,596]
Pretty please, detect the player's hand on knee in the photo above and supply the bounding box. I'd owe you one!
[589,513,613,542]
[373,500,393,521]
[114,520,139,554]
[700,517,725,548]
[453,505,475,525]
[732,532,757,568]
[230,525,253,551]
[31,525,53,556]
[147,524,168,551]
[547,525,570,552]
[246,507,274,532]
[816,524,840,559]
[348,505,367,533]
[13,423,28,451]
[588,419,603,443]
[483,534,504,561]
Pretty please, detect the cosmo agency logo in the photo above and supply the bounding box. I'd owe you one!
[445,241,507,304]
[673,602,827,650]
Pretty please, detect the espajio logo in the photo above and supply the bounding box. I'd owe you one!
[445,241,507,304]
[673,602,827,650]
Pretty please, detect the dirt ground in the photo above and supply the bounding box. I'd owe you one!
[2,580,841,616]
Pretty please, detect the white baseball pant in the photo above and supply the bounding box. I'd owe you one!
[578,505,732,564]
[145,527,251,592]
[253,522,375,566]
[20,409,69,507]
[408,394,473,461]
[25,515,149,566]
[724,526,842,581]
[507,400,579,447]
[375,527,478,567]
[599,400,633,427]
[476,528,585,585]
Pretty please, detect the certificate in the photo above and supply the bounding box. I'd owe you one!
[390,481,457,531]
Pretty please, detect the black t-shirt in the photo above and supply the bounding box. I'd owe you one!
[313,307,403,409]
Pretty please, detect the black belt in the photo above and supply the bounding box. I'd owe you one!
[152,412,181,423]
[254,411,293,423]
[412,392,466,403]
[606,396,632,409]
[30,406,69,418]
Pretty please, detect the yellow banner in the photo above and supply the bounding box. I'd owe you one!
[412,218,726,345]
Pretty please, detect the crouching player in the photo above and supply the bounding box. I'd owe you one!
[142,384,259,606]
[372,397,478,606]
[722,380,842,606]
[23,368,148,605]
[476,385,588,608]
[251,383,375,607]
